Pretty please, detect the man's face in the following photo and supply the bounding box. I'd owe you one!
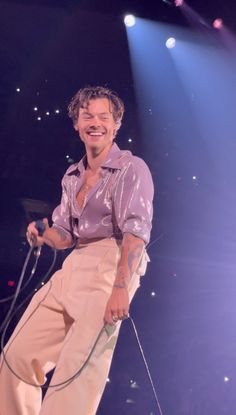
[74,98,118,155]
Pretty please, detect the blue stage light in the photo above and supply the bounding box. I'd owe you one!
[166,37,176,48]
[124,15,136,28]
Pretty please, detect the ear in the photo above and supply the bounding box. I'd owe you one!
[114,121,121,134]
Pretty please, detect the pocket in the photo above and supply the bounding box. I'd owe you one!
[136,250,150,276]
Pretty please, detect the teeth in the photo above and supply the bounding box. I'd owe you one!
[88,132,103,136]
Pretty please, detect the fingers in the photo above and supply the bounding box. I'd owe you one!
[104,303,129,326]
[26,220,46,247]
[104,286,130,326]
[104,308,113,326]
[42,217,49,229]
[26,221,37,245]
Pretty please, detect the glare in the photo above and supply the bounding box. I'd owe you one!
[16,87,20,92]
[166,37,176,49]
[175,0,184,6]
[124,14,136,27]
[34,107,38,111]
[213,18,223,30]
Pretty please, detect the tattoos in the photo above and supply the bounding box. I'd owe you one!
[128,243,144,275]
[54,226,68,242]
[42,226,72,249]
[114,267,128,288]
[114,233,145,289]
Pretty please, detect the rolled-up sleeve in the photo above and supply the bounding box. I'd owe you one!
[52,176,74,238]
[113,157,154,244]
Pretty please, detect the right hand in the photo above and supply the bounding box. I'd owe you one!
[26,218,49,247]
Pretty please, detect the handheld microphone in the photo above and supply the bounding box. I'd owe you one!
[35,220,46,236]
[34,220,46,256]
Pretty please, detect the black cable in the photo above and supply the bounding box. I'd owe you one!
[0,242,106,390]
[0,245,34,333]
[1,307,106,389]
[0,246,57,334]
[1,234,164,410]
[0,248,41,304]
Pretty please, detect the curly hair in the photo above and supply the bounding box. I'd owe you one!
[68,86,125,130]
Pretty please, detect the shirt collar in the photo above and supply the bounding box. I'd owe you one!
[67,143,126,176]
[101,143,124,169]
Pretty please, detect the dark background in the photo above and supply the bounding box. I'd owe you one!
[1,1,236,414]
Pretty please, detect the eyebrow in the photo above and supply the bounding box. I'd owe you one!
[81,111,111,116]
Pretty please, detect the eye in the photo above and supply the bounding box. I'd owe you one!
[82,115,92,119]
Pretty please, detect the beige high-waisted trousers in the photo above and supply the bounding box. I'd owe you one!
[0,238,148,415]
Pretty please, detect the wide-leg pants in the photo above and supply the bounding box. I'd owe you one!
[0,238,148,415]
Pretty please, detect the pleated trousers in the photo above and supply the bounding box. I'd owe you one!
[0,238,148,415]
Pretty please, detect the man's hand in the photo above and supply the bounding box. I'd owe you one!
[26,218,49,247]
[104,286,129,325]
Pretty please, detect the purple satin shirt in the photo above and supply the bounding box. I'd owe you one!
[52,143,154,245]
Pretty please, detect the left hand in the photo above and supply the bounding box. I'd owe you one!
[104,287,129,325]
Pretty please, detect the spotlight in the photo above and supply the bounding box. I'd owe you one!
[124,14,136,27]
[175,0,184,6]
[213,18,223,30]
[166,37,176,49]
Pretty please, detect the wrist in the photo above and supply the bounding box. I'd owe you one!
[113,276,129,288]
[113,282,127,289]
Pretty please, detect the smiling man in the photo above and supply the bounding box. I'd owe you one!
[0,86,154,415]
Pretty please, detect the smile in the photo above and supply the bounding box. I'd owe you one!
[87,132,104,136]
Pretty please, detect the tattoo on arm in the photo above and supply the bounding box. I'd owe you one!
[43,226,72,249]
[54,227,68,242]
[114,234,145,288]
[127,243,144,275]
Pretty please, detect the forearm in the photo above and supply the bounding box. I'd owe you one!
[43,226,74,250]
[114,233,145,288]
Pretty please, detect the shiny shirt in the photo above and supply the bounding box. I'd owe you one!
[52,143,154,244]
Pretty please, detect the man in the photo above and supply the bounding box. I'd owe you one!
[0,86,154,415]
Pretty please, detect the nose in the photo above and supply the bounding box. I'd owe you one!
[89,116,101,128]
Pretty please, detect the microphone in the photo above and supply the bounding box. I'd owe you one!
[35,220,46,236]
[34,220,46,257]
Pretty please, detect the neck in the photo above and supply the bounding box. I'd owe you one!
[85,143,113,172]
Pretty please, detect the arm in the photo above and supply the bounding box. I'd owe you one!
[27,219,74,250]
[104,233,144,325]
[104,157,154,325]
[27,173,75,250]
[113,233,144,288]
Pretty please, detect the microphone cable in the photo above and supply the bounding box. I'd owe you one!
[0,245,57,334]
[128,316,164,415]
[0,246,41,305]
[1,315,164,415]
[1,230,164,414]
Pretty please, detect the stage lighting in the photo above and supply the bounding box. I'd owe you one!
[166,37,176,49]
[124,14,136,27]
[175,0,184,6]
[213,18,223,30]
